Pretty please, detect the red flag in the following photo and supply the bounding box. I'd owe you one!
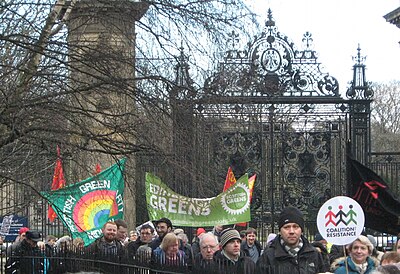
[223,167,236,192]
[48,145,66,222]
[236,174,256,227]
[248,174,256,201]
[94,163,101,175]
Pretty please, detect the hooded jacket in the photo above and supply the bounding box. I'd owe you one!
[256,235,325,274]
[331,256,379,274]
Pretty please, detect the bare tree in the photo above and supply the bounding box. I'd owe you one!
[0,0,258,228]
[371,81,400,152]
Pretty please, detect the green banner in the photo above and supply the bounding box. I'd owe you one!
[146,172,250,227]
[41,158,126,246]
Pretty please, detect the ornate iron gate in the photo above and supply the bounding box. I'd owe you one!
[165,10,372,240]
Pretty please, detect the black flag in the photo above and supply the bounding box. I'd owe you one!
[348,157,400,234]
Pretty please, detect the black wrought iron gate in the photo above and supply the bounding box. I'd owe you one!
[164,10,372,240]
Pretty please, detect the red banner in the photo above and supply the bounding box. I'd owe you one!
[48,145,66,222]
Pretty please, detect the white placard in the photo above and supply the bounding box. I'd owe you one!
[317,196,365,245]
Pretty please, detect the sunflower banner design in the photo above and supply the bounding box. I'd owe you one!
[42,158,125,246]
[146,172,250,227]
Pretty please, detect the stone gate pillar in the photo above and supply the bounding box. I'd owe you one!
[66,0,149,230]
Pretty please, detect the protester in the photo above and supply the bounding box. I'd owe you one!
[381,251,400,266]
[45,235,57,248]
[368,235,384,261]
[152,232,187,269]
[191,227,206,258]
[115,219,128,245]
[86,221,126,273]
[241,227,262,263]
[127,223,154,260]
[256,206,325,274]
[0,236,6,254]
[177,232,193,265]
[331,235,379,274]
[212,224,224,241]
[372,264,400,274]
[73,237,85,254]
[240,230,247,242]
[213,228,255,274]
[329,244,347,264]
[149,217,173,251]
[5,230,46,274]
[129,230,138,242]
[7,227,29,256]
[312,233,330,272]
[192,232,219,273]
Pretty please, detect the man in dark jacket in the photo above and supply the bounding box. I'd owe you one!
[126,224,154,261]
[149,217,173,251]
[85,221,126,273]
[192,232,219,273]
[241,227,262,263]
[5,230,47,274]
[256,206,325,274]
[213,228,255,274]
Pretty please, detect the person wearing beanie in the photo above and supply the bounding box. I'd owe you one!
[191,227,207,258]
[367,234,384,261]
[213,228,255,274]
[256,206,326,274]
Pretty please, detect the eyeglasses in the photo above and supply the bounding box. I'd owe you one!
[201,245,218,250]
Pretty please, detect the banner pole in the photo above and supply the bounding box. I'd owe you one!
[343,245,348,274]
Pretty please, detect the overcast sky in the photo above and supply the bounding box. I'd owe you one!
[244,0,400,96]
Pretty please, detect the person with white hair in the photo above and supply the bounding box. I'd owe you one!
[332,235,380,274]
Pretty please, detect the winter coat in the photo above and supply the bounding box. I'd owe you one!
[151,247,188,272]
[241,240,262,262]
[255,235,325,274]
[192,252,220,274]
[311,241,330,272]
[212,249,256,274]
[85,237,126,274]
[331,256,379,274]
[5,240,49,274]
[126,238,148,259]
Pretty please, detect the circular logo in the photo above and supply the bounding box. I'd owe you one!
[221,182,250,215]
[317,196,365,245]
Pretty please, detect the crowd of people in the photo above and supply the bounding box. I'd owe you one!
[2,206,400,273]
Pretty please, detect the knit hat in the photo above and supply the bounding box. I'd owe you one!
[367,235,377,248]
[19,227,29,235]
[278,206,304,231]
[219,228,241,248]
[314,233,324,242]
[196,228,206,237]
